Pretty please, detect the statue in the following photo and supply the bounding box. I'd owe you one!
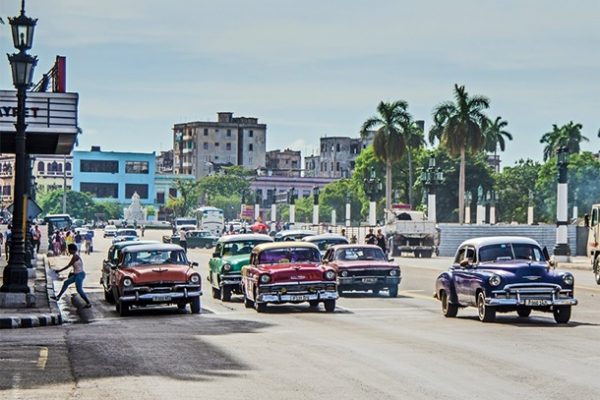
[477,185,484,204]
[124,192,146,223]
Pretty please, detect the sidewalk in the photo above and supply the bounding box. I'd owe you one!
[557,255,592,271]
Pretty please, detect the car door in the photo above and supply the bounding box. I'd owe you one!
[453,246,477,305]
[209,243,222,285]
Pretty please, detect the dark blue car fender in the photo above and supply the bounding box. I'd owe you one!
[435,272,458,304]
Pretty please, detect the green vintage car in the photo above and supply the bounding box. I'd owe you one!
[163,229,219,249]
[208,233,273,301]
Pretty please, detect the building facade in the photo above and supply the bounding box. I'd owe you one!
[304,135,372,178]
[73,146,156,205]
[265,148,301,177]
[173,112,267,179]
[156,150,174,174]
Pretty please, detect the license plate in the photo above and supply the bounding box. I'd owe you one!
[362,278,378,284]
[289,295,306,301]
[525,299,546,306]
[153,295,171,302]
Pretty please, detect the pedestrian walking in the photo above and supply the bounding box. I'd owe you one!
[179,229,188,252]
[84,230,93,254]
[365,228,376,245]
[53,231,61,256]
[32,224,41,254]
[376,229,387,253]
[52,243,92,308]
[74,231,82,253]
[140,225,145,237]
[4,224,12,259]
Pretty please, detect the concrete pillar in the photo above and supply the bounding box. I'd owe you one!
[313,205,319,226]
[368,201,376,226]
[554,182,570,262]
[331,209,337,226]
[489,205,496,225]
[289,204,295,225]
[476,205,485,225]
[345,202,351,227]
[427,194,436,223]
[271,204,277,231]
[254,203,260,220]
[465,206,471,224]
[527,206,534,225]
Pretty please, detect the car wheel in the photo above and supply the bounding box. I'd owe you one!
[254,289,267,313]
[516,307,531,318]
[594,258,600,285]
[389,286,398,298]
[421,250,433,258]
[324,299,336,312]
[211,286,221,299]
[477,291,495,322]
[190,296,201,314]
[104,289,115,304]
[337,288,344,297]
[308,300,319,308]
[177,303,187,311]
[118,302,130,317]
[414,251,421,258]
[244,292,254,308]
[372,288,380,296]
[441,290,458,318]
[553,306,571,324]
[220,286,232,302]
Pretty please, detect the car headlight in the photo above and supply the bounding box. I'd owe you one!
[390,269,399,276]
[562,274,574,286]
[340,270,348,277]
[189,274,200,284]
[123,278,133,287]
[259,274,271,284]
[222,263,232,272]
[324,270,336,280]
[489,275,502,287]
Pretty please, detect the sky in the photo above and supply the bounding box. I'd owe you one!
[1,0,599,167]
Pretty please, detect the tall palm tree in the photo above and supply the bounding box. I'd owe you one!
[361,101,411,215]
[540,121,588,161]
[484,116,512,172]
[430,84,490,224]
[400,119,426,208]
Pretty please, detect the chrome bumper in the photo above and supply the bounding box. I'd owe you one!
[489,283,577,307]
[487,297,578,306]
[338,276,400,286]
[120,290,202,302]
[221,274,242,287]
[258,291,338,303]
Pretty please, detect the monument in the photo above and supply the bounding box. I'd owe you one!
[124,192,146,224]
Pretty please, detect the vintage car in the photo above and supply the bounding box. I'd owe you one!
[162,229,218,249]
[322,244,401,297]
[103,224,117,237]
[110,243,202,316]
[208,233,273,301]
[112,228,139,244]
[100,240,159,303]
[273,229,316,242]
[435,236,578,323]
[303,234,349,256]
[241,242,337,312]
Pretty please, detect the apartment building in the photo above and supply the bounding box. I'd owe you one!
[265,148,301,177]
[304,135,372,178]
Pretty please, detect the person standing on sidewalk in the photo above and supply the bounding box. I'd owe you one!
[179,229,188,252]
[32,224,41,254]
[53,243,92,308]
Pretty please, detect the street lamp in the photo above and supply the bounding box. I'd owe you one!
[364,167,382,226]
[1,0,38,293]
[312,186,320,226]
[554,146,571,261]
[420,155,444,223]
[270,187,277,231]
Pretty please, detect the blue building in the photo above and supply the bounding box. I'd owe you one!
[73,146,156,205]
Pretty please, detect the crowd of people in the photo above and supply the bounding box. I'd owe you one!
[50,228,94,256]
[0,223,44,260]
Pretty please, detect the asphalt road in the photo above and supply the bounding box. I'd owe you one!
[2,229,600,399]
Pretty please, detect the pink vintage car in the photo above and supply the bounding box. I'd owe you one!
[241,242,338,312]
[322,244,401,297]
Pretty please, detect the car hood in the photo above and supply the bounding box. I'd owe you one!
[222,254,251,271]
[121,264,192,284]
[476,261,567,283]
[333,260,398,270]
[256,262,326,282]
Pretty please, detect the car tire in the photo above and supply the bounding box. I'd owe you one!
[220,286,232,302]
[389,285,398,298]
[553,306,571,324]
[211,286,221,299]
[254,289,267,313]
[337,288,344,297]
[516,307,531,318]
[177,303,187,311]
[244,293,254,308]
[104,289,115,304]
[372,288,380,296]
[421,250,433,258]
[118,302,130,317]
[414,251,421,258]
[594,257,600,285]
[308,300,319,308]
[477,291,495,322]
[441,290,458,318]
[324,299,336,312]
[190,297,201,314]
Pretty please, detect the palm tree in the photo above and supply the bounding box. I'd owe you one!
[430,84,490,224]
[400,119,426,208]
[361,101,411,215]
[540,121,588,161]
[484,116,512,172]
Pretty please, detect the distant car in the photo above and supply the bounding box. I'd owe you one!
[112,228,139,244]
[323,244,401,297]
[273,229,316,242]
[208,234,274,301]
[241,242,337,312]
[103,225,118,237]
[110,243,202,316]
[162,229,219,249]
[100,240,160,303]
[303,234,349,256]
[435,236,578,323]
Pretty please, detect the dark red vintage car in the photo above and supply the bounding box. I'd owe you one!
[322,244,401,297]
[241,242,337,312]
[110,243,202,316]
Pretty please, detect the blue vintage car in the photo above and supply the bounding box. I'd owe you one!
[435,236,577,324]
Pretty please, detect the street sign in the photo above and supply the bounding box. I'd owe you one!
[7,197,43,219]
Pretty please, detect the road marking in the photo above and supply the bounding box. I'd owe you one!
[37,347,48,370]
[399,291,436,301]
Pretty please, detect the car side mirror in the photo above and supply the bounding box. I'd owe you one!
[460,259,473,268]
[388,258,394,262]
[584,214,590,228]
[191,262,199,268]
[322,259,329,264]
[212,252,219,258]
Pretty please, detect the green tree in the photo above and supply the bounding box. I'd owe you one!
[350,146,385,221]
[400,119,426,208]
[38,190,97,220]
[171,179,202,217]
[360,100,411,214]
[430,84,490,223]
[319,179,362,224]
[540,122,588,161]
[484,116,512,155]
[495,159,541,223]
[95,201,123,220]
[199,172,250,201]
[211,194,242,220]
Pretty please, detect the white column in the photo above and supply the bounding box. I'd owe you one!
[331,209,337,226]
[289,204,295,225]
[489,205,496,224]
[464,206,471,224]
[527,206,534,225]
[572,204,578,221]
[555,183,569,261]
[427,193,436,223]
[369,201,376,226]
[254,203,260,220]
[345,202,351,227]
[313,205,319,226]
[476,205,485,225]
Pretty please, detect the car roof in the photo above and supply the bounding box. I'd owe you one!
[275,230,316,236]
[121,243,184,253]
[303,234,348,242]
[253,241,320,252]
[218,233,273,243]
[111,240,160,250]
[328,244,384,251]
[459,236,542,249]
[117,228,137,232]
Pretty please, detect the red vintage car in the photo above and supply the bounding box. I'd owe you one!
[110,243,202,316]
[322,244,401,297]
[241,242,338,312]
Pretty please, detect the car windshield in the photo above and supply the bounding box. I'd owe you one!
[189,231,209,238]
[335,247,386,261]
[122,249,188,266]
[118,230,138,236]
[258,247,321,264]
[223,240,269,256]
[312,238,349,251]
[479,243,545,262]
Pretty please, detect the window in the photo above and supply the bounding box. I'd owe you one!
[204,128,208,136]
[37,161,44,172]
[65,162,72,172]
[80,160,119,173]
[249,144,253,151]
[336,143,341,152]
[249,130,254,137]
[3,185,11,195]
[227,129,231,137]
[215,142,220,147]
[125,184,149,199]
[203,142,208,150]
[336,162,340,171]
[125,161,149,174]
[226,143,231,151]
[81,182,118,198]
[157,192,165,204]
[169,188,177,198]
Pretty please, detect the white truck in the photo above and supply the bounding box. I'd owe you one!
[584,204,600,284]
[384,207,438,258]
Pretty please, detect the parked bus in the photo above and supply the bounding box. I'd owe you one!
[196,207,224,236]
[173,217,198,232]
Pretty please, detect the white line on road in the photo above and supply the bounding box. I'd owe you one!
[37,347,48,370]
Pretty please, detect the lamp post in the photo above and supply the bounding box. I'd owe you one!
[287,187,296,225]
[572,189,578,222]
[312,186,319,226]
[345,192,351,227]
[270,187,277,231]
[421,155,444,223]
[464,192,472,224]
[364,167,382,226]
[527,189,534,225]
[254,190,261,221]
[554,146,571,262]
[1,1,38,293]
